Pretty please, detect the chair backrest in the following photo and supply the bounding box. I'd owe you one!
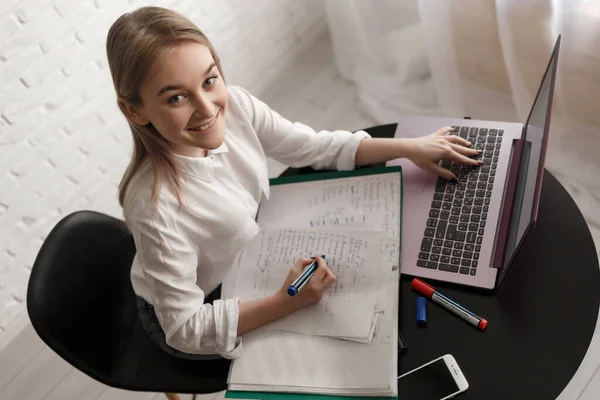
[27,210,137,377]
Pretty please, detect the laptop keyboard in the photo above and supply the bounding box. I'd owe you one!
[418,126,504,276]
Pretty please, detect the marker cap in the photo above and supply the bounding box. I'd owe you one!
[416,296,427,326]
[478,319,488,330]
[411,278,435,298]
[287,286,298,296]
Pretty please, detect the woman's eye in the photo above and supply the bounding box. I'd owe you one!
[168,94,184,104]
[204,75,218,87]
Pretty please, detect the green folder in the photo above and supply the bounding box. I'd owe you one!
[267,165,402,187]
[225,166,402,400]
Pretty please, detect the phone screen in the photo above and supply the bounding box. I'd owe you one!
[397,359,460,399]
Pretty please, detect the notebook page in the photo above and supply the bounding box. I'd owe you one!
[232,228,386,340]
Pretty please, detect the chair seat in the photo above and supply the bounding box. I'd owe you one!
[111,297,231,394]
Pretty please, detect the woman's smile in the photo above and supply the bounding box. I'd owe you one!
[187,107,221,133]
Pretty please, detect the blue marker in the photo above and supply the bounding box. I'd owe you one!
[287,255,325,296]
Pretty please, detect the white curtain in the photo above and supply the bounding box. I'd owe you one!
[324,0,463,121]
[325,1,600,398]
[325,0,600,239]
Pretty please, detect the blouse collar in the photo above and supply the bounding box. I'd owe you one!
[175,142,229,182]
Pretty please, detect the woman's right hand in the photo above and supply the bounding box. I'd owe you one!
[404,126,481,180]
[277,256,336,311]
[237,256,336,337]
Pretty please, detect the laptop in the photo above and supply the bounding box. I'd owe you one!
[388,35,561,290]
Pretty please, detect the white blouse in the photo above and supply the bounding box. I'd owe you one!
[123,85,371,359]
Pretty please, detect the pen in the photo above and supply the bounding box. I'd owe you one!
[411,278,488,331]
[287,256,325,296]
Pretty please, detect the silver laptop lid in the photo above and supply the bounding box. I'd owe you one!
[498,35,561,284]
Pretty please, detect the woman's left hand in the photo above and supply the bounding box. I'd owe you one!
[405,126,481,180]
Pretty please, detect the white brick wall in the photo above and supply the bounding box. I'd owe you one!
[0,0,326,350]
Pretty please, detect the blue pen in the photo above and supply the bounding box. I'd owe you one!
[287,255,325,296]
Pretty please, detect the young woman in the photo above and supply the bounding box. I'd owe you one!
[106,6,479,360]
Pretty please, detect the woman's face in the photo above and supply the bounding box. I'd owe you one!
[123,41,229,158]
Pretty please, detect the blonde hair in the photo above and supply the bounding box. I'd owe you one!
[106,6,225,207]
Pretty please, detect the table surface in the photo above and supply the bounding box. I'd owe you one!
[281,123,600,400]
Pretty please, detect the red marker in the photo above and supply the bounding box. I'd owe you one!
[411,278,488,331]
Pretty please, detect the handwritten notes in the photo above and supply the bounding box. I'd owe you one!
[231,172,402,341]
[263,174,400,241]
[233,228,385,340]
[306,209,368,229]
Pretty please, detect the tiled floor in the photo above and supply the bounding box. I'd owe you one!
[2,32,599,400]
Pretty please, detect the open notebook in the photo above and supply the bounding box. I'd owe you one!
[224,167,402,399]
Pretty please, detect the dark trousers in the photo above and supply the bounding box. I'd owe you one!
[136,285,223,360]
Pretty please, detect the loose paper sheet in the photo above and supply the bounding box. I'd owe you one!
[232,228,385,340]
[261,173,401,244]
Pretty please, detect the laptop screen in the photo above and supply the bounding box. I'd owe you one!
[502,37,560,270]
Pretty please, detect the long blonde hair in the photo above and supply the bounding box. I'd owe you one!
[106,6,225,207]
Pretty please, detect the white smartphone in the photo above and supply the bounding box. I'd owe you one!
[397,354,469,400]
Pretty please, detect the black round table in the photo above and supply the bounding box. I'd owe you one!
[282,123,600,399]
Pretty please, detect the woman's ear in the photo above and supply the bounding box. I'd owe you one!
[117,98,150,126]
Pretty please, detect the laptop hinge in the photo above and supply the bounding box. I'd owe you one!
[491,138,526,272]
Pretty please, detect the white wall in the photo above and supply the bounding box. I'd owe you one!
[0,0,326,350]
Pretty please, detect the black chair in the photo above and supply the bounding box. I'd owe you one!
[26,210,231,400]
